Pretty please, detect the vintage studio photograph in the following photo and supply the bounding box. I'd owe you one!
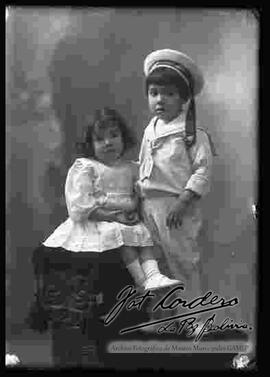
[6,6,258,371]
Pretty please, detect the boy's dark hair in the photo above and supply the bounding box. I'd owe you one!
[145,67,190,103]
[76,107,137,158]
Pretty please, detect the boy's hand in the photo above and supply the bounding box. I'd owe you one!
[166,190,200,229]
[166,199,189,229]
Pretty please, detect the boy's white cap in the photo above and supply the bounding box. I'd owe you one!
[144,49,204,96]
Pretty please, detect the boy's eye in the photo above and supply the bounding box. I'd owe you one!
[149,90,177,97]
[149,89,157,96]
[165,89,178,96]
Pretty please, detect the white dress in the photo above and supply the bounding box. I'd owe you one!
[43,158,153,252]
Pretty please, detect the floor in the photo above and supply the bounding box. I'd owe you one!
[6,329,53,369]
[6,327,253,371]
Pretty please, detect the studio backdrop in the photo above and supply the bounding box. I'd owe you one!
[6,7,258,337]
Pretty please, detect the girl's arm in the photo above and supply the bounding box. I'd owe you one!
[65,159,107,222]
[65,159,139,224]
[89,162,140,224]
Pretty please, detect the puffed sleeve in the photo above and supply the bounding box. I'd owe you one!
[65,159,106,222]
[184,129,213,197]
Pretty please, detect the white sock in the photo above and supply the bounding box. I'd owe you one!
[126,259,146,287]
[141,259,160,279]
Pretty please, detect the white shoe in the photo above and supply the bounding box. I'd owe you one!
[144,273,182,291]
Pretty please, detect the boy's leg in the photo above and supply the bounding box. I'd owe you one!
[141,197,203,334]
[142,197,202,294]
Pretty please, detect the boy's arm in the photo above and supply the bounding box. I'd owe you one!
[184,128,213,199]
[166,130,213,228]
[138,129,148,167]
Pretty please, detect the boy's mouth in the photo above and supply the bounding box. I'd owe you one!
[155,108,165,114]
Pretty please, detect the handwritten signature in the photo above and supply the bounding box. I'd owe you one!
[157,314,252,342]
[102,285,252,340]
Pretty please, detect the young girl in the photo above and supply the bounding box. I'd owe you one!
[43,107,180,291]
[138,49,215,329]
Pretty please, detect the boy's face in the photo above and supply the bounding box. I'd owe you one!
[148,84,186,124]
[93,122,124,164]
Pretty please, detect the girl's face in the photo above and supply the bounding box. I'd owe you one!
[148,84,186,123]
[92,121,124,164]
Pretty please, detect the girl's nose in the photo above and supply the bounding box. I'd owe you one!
[104,138,112,146]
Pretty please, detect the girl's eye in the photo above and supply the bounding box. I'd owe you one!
[94,134,106,142]
[109,129,121,138]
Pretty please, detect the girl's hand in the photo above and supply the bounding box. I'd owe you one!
[116,211,140,225]
[104,210,125,222]
[89,208,139,224]
[166,190,200,229]
[89,208,122,222]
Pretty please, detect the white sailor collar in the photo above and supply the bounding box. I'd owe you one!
[148,112,186,141]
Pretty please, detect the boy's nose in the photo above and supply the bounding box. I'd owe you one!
[157,94,164,103]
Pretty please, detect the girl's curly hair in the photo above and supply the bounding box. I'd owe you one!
[75,107,137,158]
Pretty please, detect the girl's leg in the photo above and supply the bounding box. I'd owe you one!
[138,247,181,333]
[120,246,145,288]
[140,246,181,290]
[120,246,181,290]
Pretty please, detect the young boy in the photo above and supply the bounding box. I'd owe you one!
[138,49,214,330]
